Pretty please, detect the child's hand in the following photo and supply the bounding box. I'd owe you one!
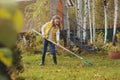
[56,42,60,46]
[43,35,46,39]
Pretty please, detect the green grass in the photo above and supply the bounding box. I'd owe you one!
[19,51,120,80]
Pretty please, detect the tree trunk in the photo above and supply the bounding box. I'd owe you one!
[66,9,70,45]
[104,0,108,44]
[83,0,88,40]
[64,0,70,45]
[77,0,82,39]
[113,0,118,44]
[62,0,70,46]
[88,0,93,44]
[92,0,95,43]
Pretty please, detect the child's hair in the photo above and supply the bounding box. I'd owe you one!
[51,15,62,29]
[52,15,61,20]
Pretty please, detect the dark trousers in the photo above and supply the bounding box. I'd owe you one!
[41,39,57,64]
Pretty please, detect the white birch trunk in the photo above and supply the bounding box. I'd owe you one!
[83,0,88,40]
[67,9,70,45]
[62,0,70,45]
[88,0,93,44]
[92,0,95,43]
[66,2,70,45]
[77,0,82,39]
[104,0,108,44]
[113,0,118,43]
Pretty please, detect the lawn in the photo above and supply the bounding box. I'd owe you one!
[19,51,120,80]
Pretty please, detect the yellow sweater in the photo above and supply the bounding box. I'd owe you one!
[41,22,60,42]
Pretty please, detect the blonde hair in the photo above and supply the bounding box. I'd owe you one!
[51,15,62,29]
[52,15,61,20]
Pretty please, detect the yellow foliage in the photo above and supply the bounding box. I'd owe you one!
[0,48,12,67]
[0,0,24,47]
[12,10,24,32]
[0,0,23,32]
[0,8,12,19]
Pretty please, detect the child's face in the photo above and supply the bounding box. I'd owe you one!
[54,19,60,26]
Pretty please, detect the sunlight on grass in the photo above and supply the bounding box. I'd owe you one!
[19,52,120,80]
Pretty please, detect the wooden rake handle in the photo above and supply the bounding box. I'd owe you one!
[32,29,83,60]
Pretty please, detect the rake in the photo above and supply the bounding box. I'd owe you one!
[32,29,93,66]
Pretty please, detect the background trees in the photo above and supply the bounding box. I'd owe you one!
[24,0,50,31]
[24,0,120,45]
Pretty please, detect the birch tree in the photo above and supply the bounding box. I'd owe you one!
[92,0,95,43]
[88,0,93,44]
[77,0,82,39]
[113,0,118,44]
[65,0,70,45]
[104,0,108,44]
[83,0,89,41]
